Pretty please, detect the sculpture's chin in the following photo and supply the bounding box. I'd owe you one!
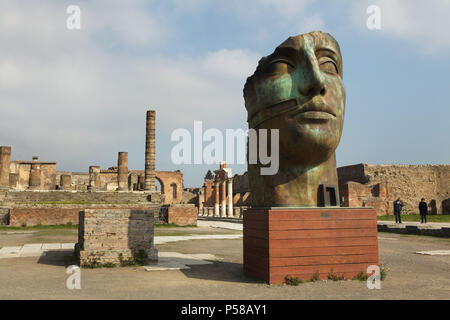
[280,125,340,166]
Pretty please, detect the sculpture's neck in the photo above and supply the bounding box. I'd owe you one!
[249,154,339,207]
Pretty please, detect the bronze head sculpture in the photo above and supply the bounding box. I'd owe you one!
[244,31,345,207]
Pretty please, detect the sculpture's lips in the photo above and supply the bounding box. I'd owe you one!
[293,101,336,122]
[295,111,335,121]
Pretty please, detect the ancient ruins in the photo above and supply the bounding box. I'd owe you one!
[0,110,197,229]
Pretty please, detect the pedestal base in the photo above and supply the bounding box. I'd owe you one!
[243,207,379,284]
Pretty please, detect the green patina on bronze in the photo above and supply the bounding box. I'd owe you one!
[244,31,346,207]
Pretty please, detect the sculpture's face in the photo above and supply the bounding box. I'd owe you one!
[245,32,345,165]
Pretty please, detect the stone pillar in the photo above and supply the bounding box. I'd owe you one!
[60,174,72,190]
[29,162,41,190]
[88,166,100,190]
[144,110,156,191]
[117,152,128,191]
[9,173,18,189]
[221,182,226,217]
[227,178,233,218]
[214,182,219,217]
[0,146,11,189]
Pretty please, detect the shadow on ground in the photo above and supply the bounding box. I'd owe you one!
[180,260,265,285]
[37,250,76,267]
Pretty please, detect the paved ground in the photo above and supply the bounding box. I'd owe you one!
[0,222,449,299]
[379,221,450,228]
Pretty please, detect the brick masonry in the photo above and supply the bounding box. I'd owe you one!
[167,204,197,226]
[338,163,450,215]
[243,207,379,284]
[76,209,158,266]
[9,208,79,226]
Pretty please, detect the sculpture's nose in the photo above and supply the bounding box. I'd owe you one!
[297,44,326,98]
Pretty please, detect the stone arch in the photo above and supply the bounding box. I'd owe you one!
[155,171,183,204]
[155,176,165,194]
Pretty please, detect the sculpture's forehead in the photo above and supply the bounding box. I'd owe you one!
[274,32,341,58]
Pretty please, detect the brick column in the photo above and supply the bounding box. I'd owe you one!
[60,175,72,190]
[117,152,128,191]
[9,173,18,189]
[214,182,219,217]
[29,162,41,190]
[0,146,11,189]
[227,178,233,218]
[221,181,226,217]
[144,110,156,191]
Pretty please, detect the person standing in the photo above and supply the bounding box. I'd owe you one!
[419,198,428,224]
[393,198,404,223]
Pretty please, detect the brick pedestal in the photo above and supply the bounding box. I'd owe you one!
[243,207,379,284]
[76,209,158,266]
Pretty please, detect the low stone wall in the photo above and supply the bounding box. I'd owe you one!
[8,205,165,226]
[167,204,197,226]
[378,223,450,238]
[76,209,158,266]
[2,190,163,207]
[9,208,79,226]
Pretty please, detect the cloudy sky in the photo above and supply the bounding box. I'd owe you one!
[1,0,449,187]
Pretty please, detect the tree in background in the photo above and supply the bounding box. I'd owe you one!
[204,170,214,180]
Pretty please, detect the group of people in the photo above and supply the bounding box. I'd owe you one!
[393,198,428,224]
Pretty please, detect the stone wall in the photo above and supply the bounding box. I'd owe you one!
[167,204,197,226]
[10,161,57,190]
[76,209,158,266]
[155,171,183,204]
[2,190,163,207]
[338,164,450,215]
[9,208,79,226]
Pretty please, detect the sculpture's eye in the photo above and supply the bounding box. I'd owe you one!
[319,59,338,75]
[265,59,294,76]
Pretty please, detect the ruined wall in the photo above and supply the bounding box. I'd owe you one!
[155,171,183,204]
[9,208,80,226]
[338,164,450,215]
[2,190,163,207]
[9,161,57,190]
[167,204,197,226]
[56,172,89,190]
[76,209,158,266]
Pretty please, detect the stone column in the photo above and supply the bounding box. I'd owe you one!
[29,162,41,190]
[117,152,128,191]
[214,182,219,217]
[60,174,72,190]
[221,181,226,217]
[227,178,233,218]
[144,110,156,191]
[9,173,18,189]
[0,146,11,189]
[88,166,100,190]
